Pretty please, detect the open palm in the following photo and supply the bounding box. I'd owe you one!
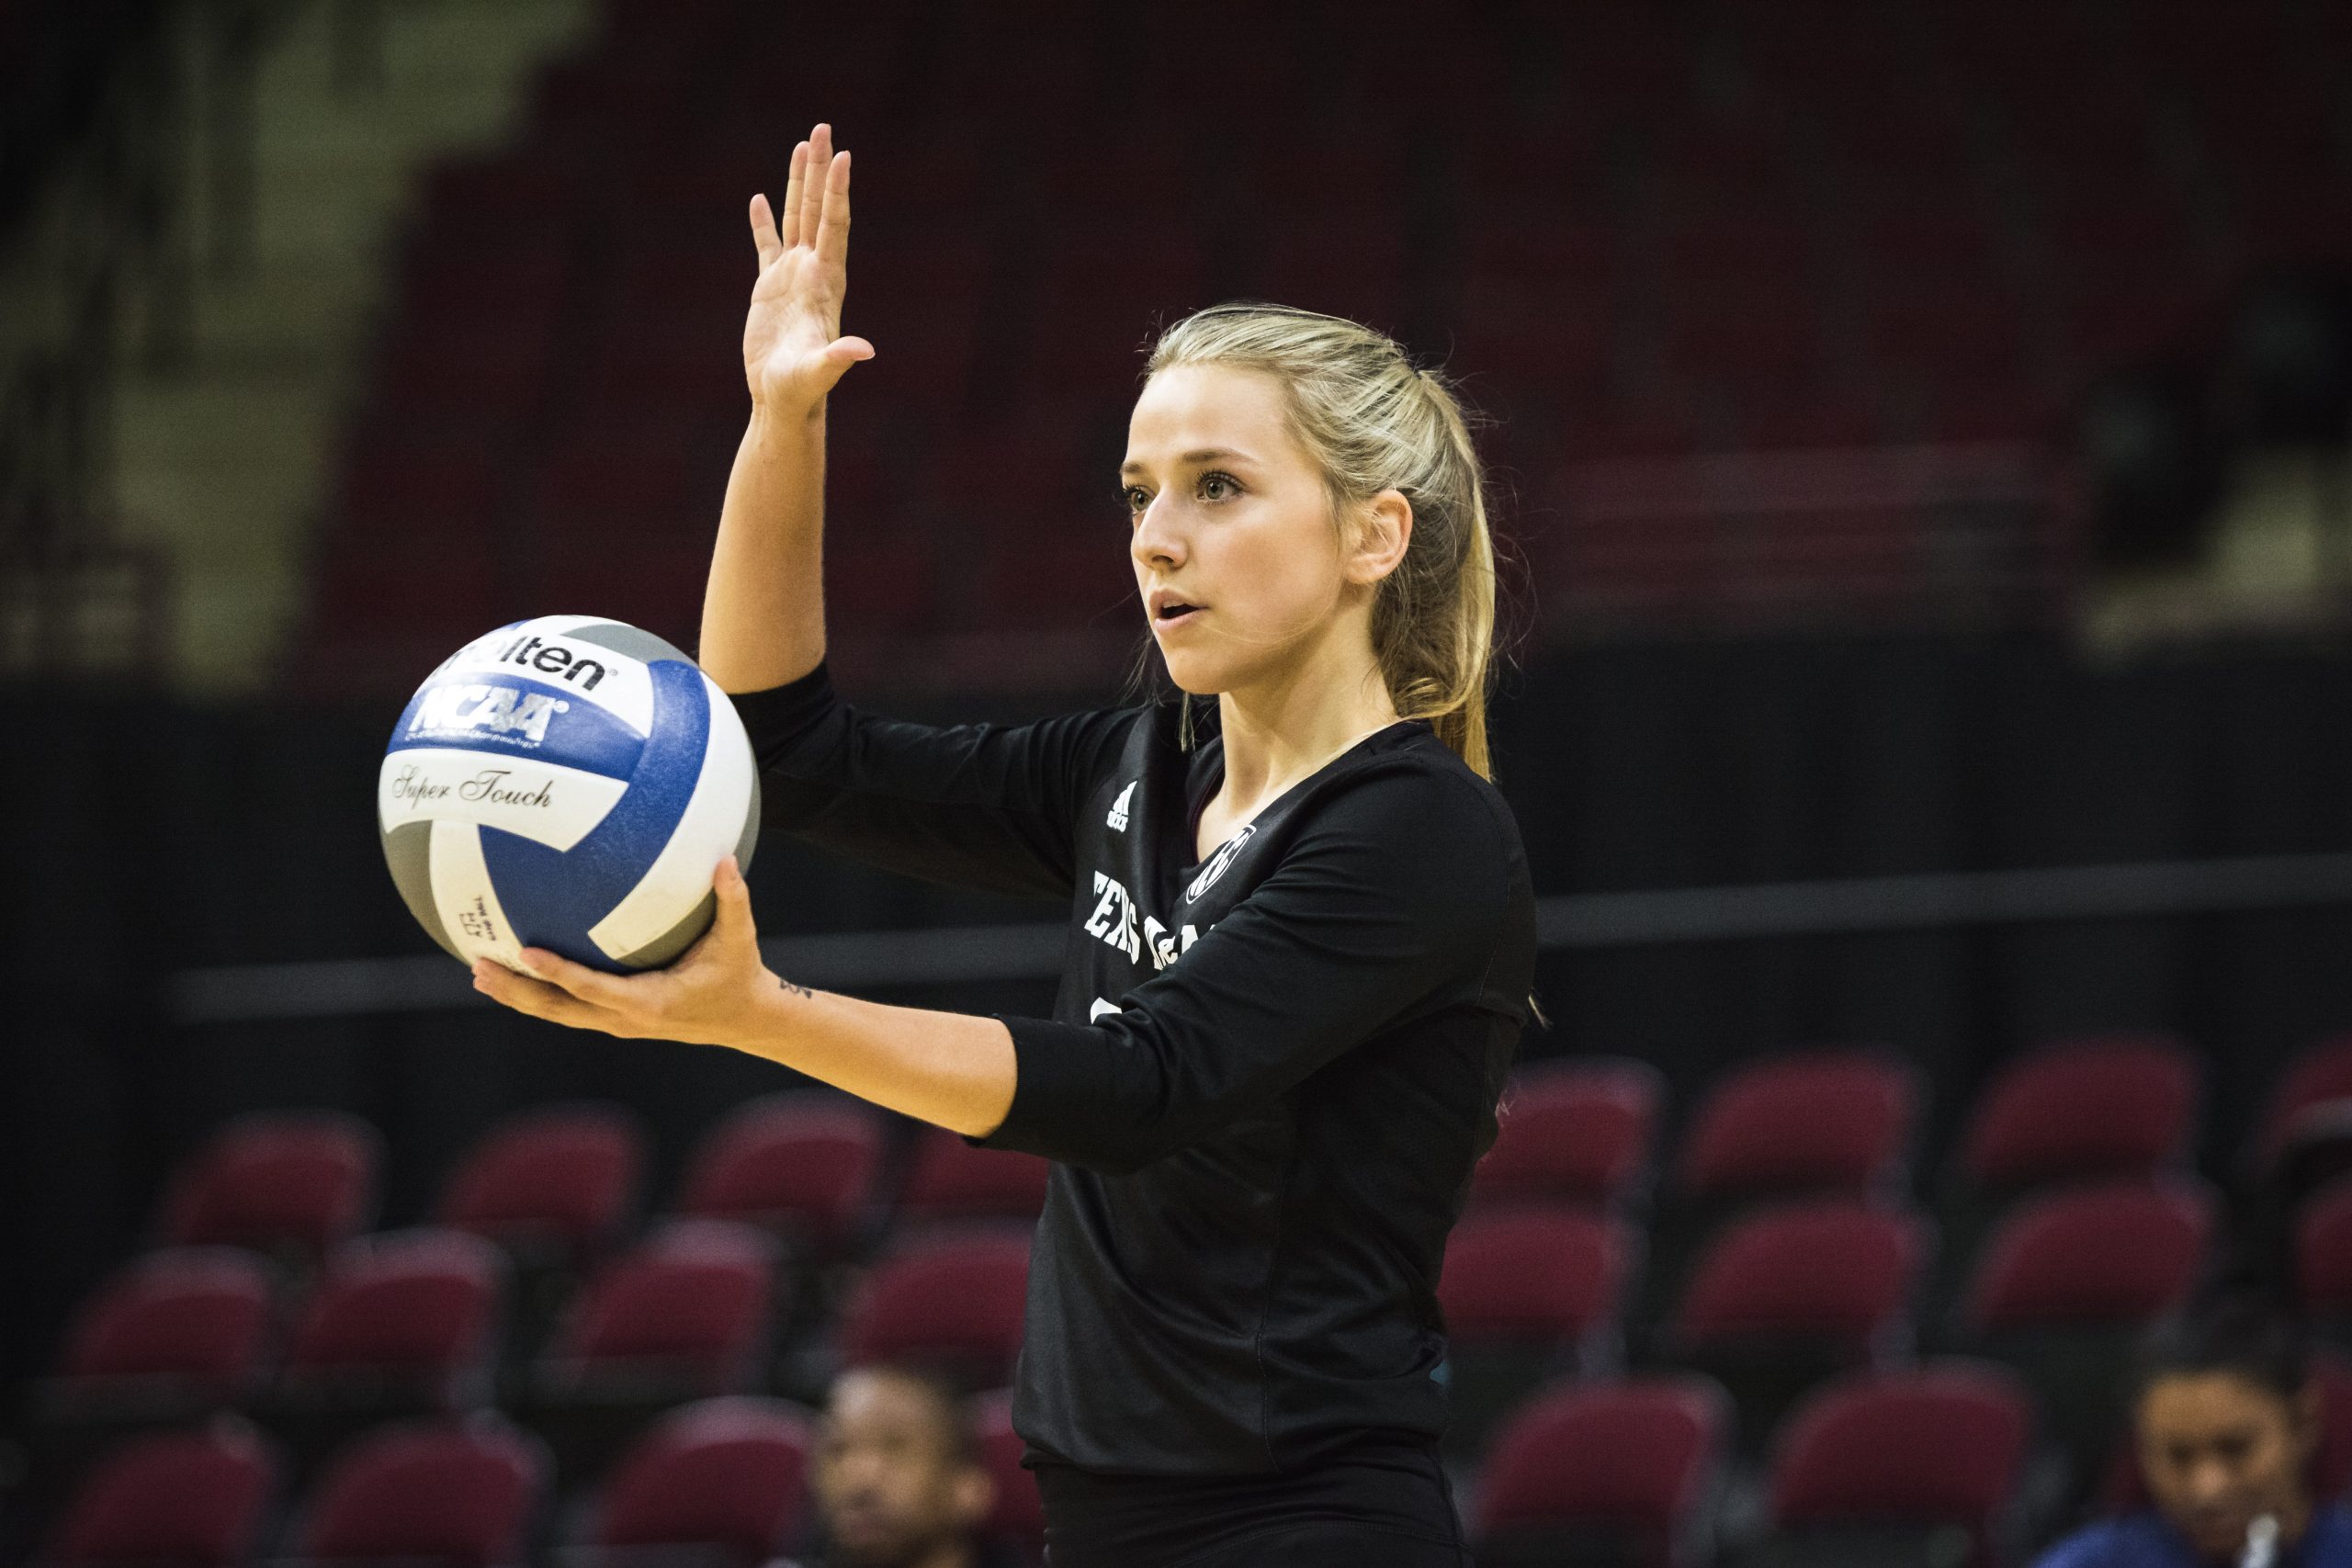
[744,122,874,414]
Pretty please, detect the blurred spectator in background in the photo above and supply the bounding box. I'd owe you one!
[796,1362,1006,1568]
[2038,1302,2351,1567]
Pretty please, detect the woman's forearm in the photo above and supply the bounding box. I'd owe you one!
[737,984,1019,1138]
[700,404,829,694]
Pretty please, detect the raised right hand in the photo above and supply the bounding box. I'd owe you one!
[743,122,874,417]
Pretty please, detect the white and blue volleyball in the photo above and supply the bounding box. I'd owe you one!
[378,615,759,974]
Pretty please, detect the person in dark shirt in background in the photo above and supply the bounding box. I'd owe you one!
[2037,1303,2351,1568]
[795,1362,1015,1568]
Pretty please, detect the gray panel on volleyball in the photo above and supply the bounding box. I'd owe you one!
[382,820,464,961]
[613,892,717,970]
[736,771,761,871]
[563,621,694,665]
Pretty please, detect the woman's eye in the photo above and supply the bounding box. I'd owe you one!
[1199,472,1238,501]
[1122,486,1150,514]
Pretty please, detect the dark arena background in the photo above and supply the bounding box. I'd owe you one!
[6,0,2352,1562]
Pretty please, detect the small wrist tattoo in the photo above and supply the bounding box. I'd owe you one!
[779,978,815,1000]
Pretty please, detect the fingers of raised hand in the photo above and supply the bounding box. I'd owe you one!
[814,146,852,269]
[779,137,811,250]
[749,193,784,270]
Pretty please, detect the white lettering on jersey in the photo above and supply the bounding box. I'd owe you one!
[1089,997,1121,1021]
[1142,917,1177,972]
[1081,871,1142,964]
[1105,780,1136,831]
[1084,873,1208,971]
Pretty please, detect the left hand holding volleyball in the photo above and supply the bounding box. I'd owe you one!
[471,856,792,1047]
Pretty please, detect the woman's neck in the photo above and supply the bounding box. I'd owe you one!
[1213,622,1399,820]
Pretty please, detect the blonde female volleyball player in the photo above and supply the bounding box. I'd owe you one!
[476,123,1535,1566]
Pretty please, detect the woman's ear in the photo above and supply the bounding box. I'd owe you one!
[1347,490,1414,586]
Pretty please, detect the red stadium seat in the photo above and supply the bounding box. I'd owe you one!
[840,1230,1032,1389]
[437,1103,643,1266]
[2257,1035,2352,1171]
[675,1094,884,1257]
[290,1416,546,1568]
[161,1111,380,1261]
[1959,1034,2199,1190]
[897,1126,1052,1225]
[1761,1364,2033,1568]
[582,1396,814,1566]
[279,1228,506,1404]
[1472,1056,1665,1211]
[41,1418,278,1568]
[2297,1176,2352,1324]
[1668,1200,1927,1452]
[1438,1205,1634,1457]
[1961,1179,2215,1335]
[541,1219,778,1394]
[1474,1377,1728,1568]
[977,1388,1044,1556]
[1672,1201,1924,1350]
[1442,1207,1631,1344]
[53,1247,272,1402]
[1673,1053,1917,1204]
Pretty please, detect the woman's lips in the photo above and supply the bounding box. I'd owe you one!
[1153,606,1203,632]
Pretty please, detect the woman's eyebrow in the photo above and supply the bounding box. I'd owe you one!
[1119,447,1251,476]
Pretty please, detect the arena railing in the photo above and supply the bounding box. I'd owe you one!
[172,848,2352,1023]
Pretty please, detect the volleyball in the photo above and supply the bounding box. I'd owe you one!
[377,615,760,975]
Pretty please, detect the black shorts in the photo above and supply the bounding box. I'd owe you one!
[1034,1436,1470,1568]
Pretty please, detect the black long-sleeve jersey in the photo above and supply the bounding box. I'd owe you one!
[733,663,1537,1476]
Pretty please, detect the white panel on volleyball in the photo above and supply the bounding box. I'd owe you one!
[429,617,655,734]
[378,750,628,851]
[587,671,756,961]
[428,820,526,968]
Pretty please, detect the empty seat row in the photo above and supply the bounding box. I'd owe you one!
[50,1220,1030,1427]
[38,1403,812,1568]
[146,1099,1052,1270]
[40,1350,2352,1568]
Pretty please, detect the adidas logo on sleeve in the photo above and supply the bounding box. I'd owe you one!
[1105,780,1136,831]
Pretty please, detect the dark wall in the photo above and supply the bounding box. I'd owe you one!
[6,631,2352,1413]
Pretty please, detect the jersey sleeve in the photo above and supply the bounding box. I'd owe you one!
[730,661,1138,900]
[978,763,1533,1172]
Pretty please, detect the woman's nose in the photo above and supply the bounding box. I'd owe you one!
[1132,499,1184,568]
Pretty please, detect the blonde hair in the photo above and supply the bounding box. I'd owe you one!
[1145,303,1502,778]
